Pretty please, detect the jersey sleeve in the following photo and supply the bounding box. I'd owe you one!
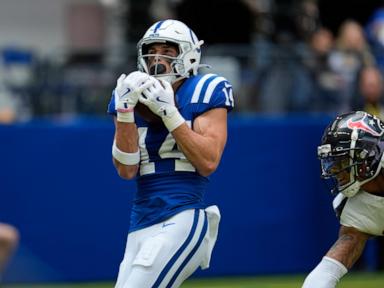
[107,90,117,115]
[190,74,234,116]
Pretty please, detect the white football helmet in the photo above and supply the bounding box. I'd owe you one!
[137,19,206,83]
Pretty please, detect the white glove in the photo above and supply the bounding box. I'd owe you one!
[114,71,153,123]
[139,78,185,131]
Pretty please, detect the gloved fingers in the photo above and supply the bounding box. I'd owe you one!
[146,78,167,95]
[125,71,147,81]
[140,87,154,101]
[159,79,173,94]
[139,90,151,104]
[117,73,127,87]
[122,71,149,91]
[137,77,157,94]
[125,71,150,88]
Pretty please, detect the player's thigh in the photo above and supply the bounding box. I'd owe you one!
[127,209,207,288]
[115,232,140,288]
[168,206,220,288]
[169,233,208,288]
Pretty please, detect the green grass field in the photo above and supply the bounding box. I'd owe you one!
[4,272,384,288]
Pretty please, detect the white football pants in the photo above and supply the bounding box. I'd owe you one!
[114,205,220,288]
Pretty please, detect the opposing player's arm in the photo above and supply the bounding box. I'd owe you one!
[113,117,139,179]
[325,225,370,269]
[172,108,227,177]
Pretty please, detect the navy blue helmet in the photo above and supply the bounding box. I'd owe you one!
[318,111,384,197]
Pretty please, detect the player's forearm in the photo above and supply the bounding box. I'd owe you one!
[114,120,139,152]
[325,226,369,269]
[172,124,224,177]
[113,120,139,179]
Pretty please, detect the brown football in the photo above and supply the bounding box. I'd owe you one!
[135,102,162,123]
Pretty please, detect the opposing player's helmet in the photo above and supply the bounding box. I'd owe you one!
[137,19,205,83]
[318,111,384,197]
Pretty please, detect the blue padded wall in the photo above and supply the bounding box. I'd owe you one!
[0,115,339,282]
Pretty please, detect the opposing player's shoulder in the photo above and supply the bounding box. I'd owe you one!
[182,74,234,111]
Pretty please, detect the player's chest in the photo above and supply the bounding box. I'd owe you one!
[137,120,192,160]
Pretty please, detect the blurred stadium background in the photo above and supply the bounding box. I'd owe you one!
[1,0,384,286]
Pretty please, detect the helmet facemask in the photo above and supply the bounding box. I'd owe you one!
[137,41,177,83]
[319,145,380,196]
[137,20,206,84]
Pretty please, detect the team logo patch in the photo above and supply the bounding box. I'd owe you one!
[346,118,381,136]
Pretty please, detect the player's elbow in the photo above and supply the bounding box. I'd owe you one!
[198,160,218,177]
[117,167,137,179]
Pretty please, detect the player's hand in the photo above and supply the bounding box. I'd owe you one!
[139,78,185,131]
[114,71,153,123]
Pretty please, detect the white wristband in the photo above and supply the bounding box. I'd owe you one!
[162,109,185,132]
[112,141,140,165]
[117,111,135,123]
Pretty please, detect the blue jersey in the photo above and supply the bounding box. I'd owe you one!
[108,74,234,232]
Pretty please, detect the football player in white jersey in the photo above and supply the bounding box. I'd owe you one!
[302,111,384,288]
[107,19,234,288]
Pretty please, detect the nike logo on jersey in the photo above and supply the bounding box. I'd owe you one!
[162,222,175,228]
